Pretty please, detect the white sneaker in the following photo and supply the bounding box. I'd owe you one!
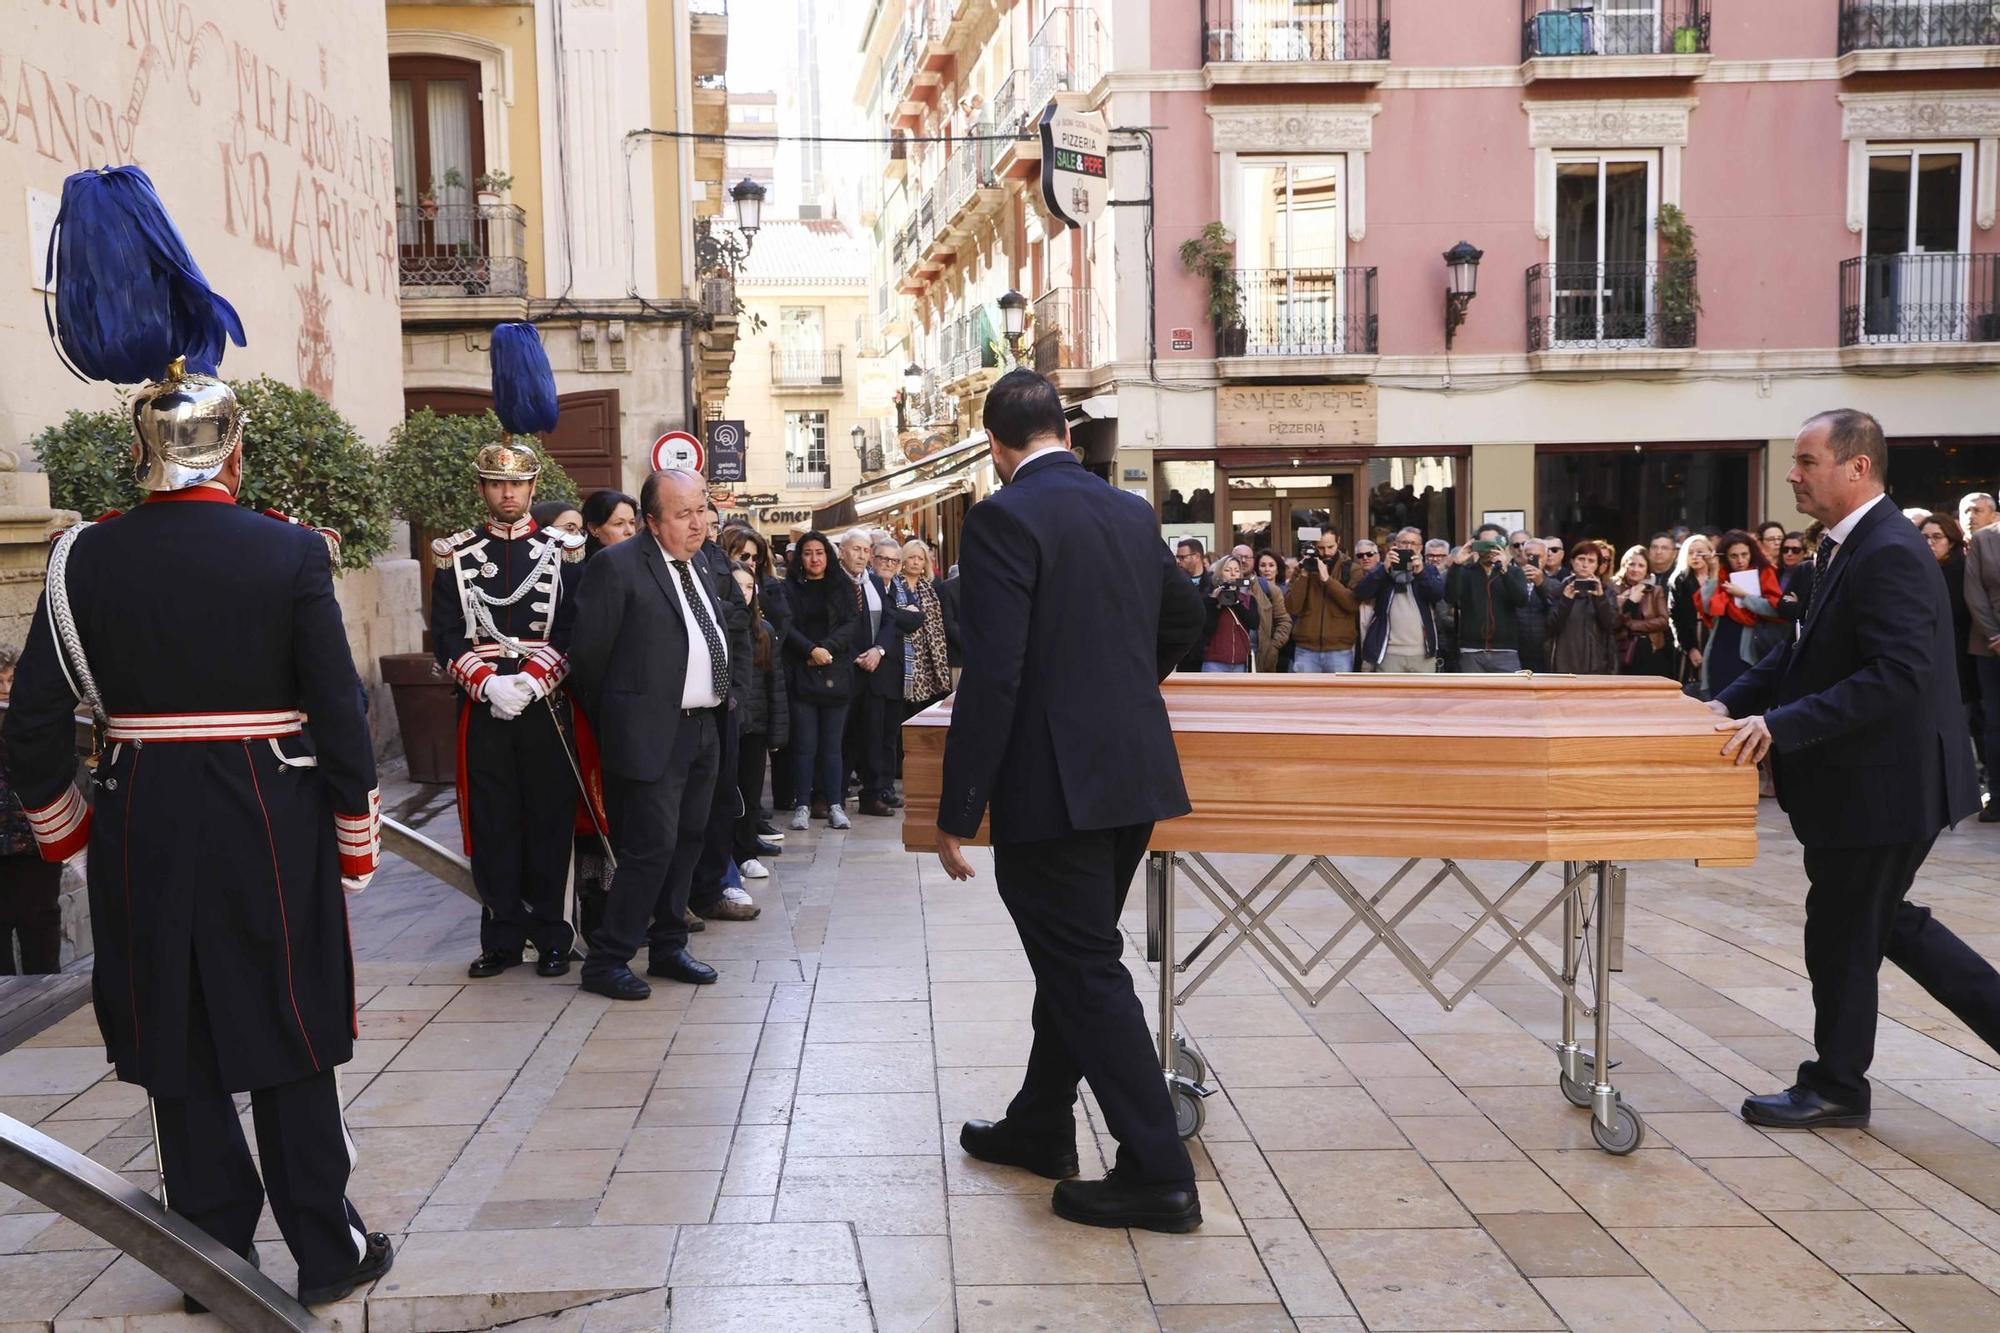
[737,861,768,882]
[827,804,851,830]
[790,805,811,831]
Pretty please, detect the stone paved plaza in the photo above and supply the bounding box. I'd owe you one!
[3,780,2000,1331]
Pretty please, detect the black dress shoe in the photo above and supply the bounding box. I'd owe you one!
[1053,1170,1202,1233]
[536,952,571,978]
[859,797,895,818]
[1980,802,2000,823]
[468,951,521,979]
[647,948,718,985]
[754,838,784,857]
[1741,1086,1870,1129]
[580,966,652,1001]
[883,791,904,808]
[959,1119,1080,1180]
[184,1244,259,1314]
[298,1232,394,1306]
[757,818,783,839]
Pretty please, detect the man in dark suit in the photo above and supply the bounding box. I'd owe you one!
[857,535,923,816]
[1715,409,1999,1128]
[568,468,732,1000]
[936,369,1206,1233]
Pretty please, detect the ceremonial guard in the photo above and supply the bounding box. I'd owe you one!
[432,324,586,979]
[2,167,392,1306]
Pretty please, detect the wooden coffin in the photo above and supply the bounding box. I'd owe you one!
[901,674,1758,867]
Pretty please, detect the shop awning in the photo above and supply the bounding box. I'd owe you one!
[806,434,992,533]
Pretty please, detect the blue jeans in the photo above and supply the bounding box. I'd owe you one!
[1291,648,1354,673]
[1200,662,1249,673]
[791,698,849,810]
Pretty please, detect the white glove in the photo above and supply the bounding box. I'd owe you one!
[487,674,532,720]
[341,873,374,896]
[516,671,548,703]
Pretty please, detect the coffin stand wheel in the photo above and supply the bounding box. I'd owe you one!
[1591,1102,1646,1155]
[1172,1084,1205,1139]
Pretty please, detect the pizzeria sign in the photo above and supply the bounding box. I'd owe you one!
[1039,103,1109,230]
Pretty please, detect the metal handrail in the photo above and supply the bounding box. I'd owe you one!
[1839,252,2000,346]
[1234,267,1380,355]
[1839,0,2000,51]
[0,1113,326,1330]
[1203,0,1391,62]
[1525,258,1698,350]
[1522,0,1711,59]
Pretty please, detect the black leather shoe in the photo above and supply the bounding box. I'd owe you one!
[859,797,895,818]
[883,791,904,808]
[647,948,718,985]
[1980,802,2000,823]
[1741,1087,1869,1129]
[959,1119,1080,1180]
[185,1245,259,1314]
[1053,1170,1201,1233]
[757,819,783,839]
[754,838,784,857]
[536,952,571,978]
[468,951,521,979]
[298,1232,394,1306]
[580,966,652,1001]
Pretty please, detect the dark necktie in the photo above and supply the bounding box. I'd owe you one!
[672,560,730,700]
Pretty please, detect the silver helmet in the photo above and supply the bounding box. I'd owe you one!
[128,357,245,492]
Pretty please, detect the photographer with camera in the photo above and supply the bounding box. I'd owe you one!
[1514,537,1556,671]
[1200,555,1260,673]
[1548,539,1621,675]
[1446,528,1531,671]
[1356,528,1445,672]
[1285,532,1362,672]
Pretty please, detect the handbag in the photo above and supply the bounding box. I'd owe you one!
[794,659,850,705]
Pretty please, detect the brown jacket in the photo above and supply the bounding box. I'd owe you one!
[1614,580,1671,653]
[1284,562,1360,652]
[1253,579,1294,672]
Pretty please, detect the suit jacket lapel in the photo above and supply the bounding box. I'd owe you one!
[1795,500,1890,658]
[644,543,693,653]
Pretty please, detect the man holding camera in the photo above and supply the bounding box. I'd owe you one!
[1448,529,1531,672]
[1357,528,1445,672]
[1285,532,1361,672]
[1514,537,1555,672]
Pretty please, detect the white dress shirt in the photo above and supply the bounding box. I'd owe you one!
[658,539,727,709]
[1823,492,1887,571]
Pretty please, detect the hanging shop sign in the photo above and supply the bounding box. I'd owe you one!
[706,419,747,483]
[1214,385,1378,448]
[1039,103,1110,230]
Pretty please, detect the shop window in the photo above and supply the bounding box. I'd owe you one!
[1365,455,1458,547]
[1537,446,1752,550]
[1886,438,2000,516]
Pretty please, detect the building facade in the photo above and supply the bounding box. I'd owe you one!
[387,0,740,497]
[860,0,2000,559]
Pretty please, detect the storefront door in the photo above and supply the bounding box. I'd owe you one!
[1221,471,1357,559]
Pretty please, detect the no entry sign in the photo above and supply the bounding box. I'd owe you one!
[651,430,704,473]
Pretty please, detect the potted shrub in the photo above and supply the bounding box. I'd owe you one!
[1654,204,1702,349]
[381,408,580,783]
[1179,222,1248,357]
[417,184,438,220]
[475,169,513,208]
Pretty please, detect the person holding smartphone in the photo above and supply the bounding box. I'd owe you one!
[1548,539,1620,674]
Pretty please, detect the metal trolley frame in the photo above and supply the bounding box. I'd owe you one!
[1145,851,1645,1154]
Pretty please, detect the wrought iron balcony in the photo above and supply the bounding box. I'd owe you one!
[989,70,1032,137]
[771,347,844,387]
[396,203,527,298]
[1526,260,1698,351]
[1203,0,1390,63]
[1233,268,1379,356]
[1522,1,1711,59]
[1839,1,2000,51]
[784,468,831,491]
[1841,253,2000,345]
[1032,287,1102,376]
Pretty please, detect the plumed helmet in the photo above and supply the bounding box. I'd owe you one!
[44,166,249,492]
[475,440,543,482]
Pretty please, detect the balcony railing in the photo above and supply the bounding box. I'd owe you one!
[1203,0,1390,63]
[771,346,844,386]
[1841,253,2000,345]
[1839,1,2000,51]
[1526,260,1697,351]
[1234,268,1379,356]
[784,467,831,491]
[1027,7,1105,113]
[1032,287,1102,375]
[1522,1,1711,59]
[989,69,1032,137]
[396,203,527,298]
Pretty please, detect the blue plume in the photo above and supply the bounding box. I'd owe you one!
[45,166,246,384]
[490,322,559,435]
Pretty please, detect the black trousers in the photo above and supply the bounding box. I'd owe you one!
[155,972,367,1292]
[734,731,770,862]
[465,696,576,958]
[0,855,63,974]
[690,707,741,911]
[587,709,720,975]
[994,824,1193,1187]
[1800,835,2000,1108]
[852,690,901,801]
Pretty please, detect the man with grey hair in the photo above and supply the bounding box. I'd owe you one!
[1959,491,1997,535]
[1356,526,1444,672]
[856,535,920,815]
[1515,538,1553,672]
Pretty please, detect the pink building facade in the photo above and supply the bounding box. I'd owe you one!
[861,0,2000,555]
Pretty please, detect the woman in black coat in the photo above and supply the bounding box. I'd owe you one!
[1922,514,1978,706]
[782,530,860,830]
[726,525,795,814]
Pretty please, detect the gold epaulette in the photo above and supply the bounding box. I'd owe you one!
[431,528,478,569]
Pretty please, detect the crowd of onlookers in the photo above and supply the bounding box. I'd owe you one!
[1169,492,2000,815]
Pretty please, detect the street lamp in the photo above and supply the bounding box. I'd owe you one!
[851,424,868,475]
[729,177,767,251]
[997,289,1027,361]
[1442,240,1483,350]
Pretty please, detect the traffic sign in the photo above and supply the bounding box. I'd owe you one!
[650,430,704,473]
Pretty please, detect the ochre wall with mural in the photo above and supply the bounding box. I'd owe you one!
[1,0,403,450]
